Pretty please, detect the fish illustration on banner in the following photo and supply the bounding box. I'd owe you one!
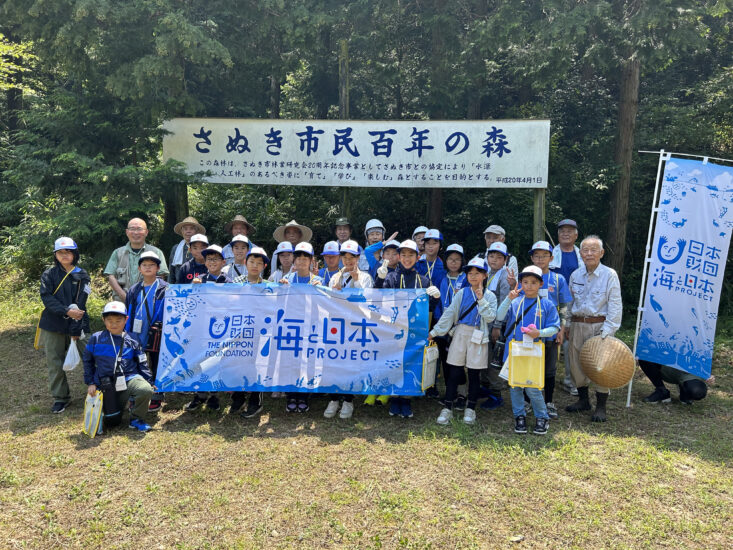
[637,158,733,378]
[155,284,430,395]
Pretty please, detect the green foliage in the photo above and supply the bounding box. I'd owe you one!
[0,0,731,317]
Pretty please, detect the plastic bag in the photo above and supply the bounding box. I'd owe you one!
[63,341,81,372]
[421,342,440,391]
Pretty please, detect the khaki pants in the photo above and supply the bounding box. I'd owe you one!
[42,329,86,403]
[568,322,609,394]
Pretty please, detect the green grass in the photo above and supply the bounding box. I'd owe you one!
[1,274,732,549]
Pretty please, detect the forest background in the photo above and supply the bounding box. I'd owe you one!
[1,0,732,326]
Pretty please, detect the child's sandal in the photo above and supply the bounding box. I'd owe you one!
[286,398,298,413]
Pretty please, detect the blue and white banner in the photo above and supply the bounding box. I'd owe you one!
[637,158,733,378]
[155,284,430,395]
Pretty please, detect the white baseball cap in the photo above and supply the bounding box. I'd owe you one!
[529,240,553,255]
[246,246,270,264]
[384,239,401,249]
[464,256,488,272]
[230,234,250,246]
[339,240,361,255]
[412,226,429,239]
[275,241,294,254]
[202,245,224,258]
[483,225,506,236]
[518,265,544,281]
[488,242,508,256]
[294,242,314,256]
[190,233,209,245]
[445,243,464,256]
[321,241,340,256]
[102,301,127,316]
[54,237,77,251]
[138,251,161,265]
[398,239,420,254]
[423,229,443,242]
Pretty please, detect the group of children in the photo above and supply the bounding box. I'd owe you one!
[39,216,576,436]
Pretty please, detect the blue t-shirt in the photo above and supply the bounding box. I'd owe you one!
[503,296,560,360]
[318,267,339,287]
[551,250,579,285]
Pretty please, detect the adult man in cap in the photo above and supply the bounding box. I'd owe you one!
[104,218,168,301]
[334,217,353,245]
[168,216,206,285]
[221,215,256,265]
[550,218,584,395]
[478,225,518,276]
[565,235,622,422]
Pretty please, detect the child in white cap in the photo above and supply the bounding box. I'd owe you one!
[39,237,91,413]
[318,241,341,287]
[83,301,154,432]
[175,234,209,284]
[222,235,250,280]
[382,239,441,418]
[280,242,322,413]
[429,257,497,425]
[323,240,374,420]
[524,241,572,419]
[125,251,168,412]
[495,266,560,435]
[268,241,294,282]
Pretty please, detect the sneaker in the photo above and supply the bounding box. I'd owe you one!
[376,395,389,406]
[241,399,263,419]
[563,380,578,396]
[185,395,205,411]
[297,399,309,413]
[400,400,413,418]
[339,401,354,419]
[286,398,298,413]
[425,386,440,399]
[533,417,549,435]
[463,408,476,425]
[454,395,466,411]
[324,400,340,418]
[364,395,376,406]
[389,398,401,417]
[129,418,151,432]
[480,394,504,410]
[51,401,69,414]
[206,395,220,411]
[643,387,671,404]
[436,408,453,425]
[546,402,559,420]
[514,415,528,434]
[148,400,162,413]
[230,392,246,413]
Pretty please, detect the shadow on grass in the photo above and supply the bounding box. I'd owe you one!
[3,324,732,464]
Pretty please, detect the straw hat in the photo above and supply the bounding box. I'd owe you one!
[272,220,313,243]
[174,216,206,236]
[580,335,636,389]
[224,214,256,235]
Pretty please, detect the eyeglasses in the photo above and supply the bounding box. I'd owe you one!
[126,227,146,232]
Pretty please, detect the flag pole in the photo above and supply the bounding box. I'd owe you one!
[627,150,669,407]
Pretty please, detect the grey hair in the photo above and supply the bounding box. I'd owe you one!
[580,235,604,251]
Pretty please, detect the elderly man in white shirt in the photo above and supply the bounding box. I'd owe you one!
[565,235,622,422]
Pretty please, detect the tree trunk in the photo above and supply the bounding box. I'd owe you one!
[269,75,280,119]
[162,183,189,252]
[606,57,640,275]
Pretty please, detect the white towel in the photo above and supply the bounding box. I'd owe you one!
[171,240,188,266]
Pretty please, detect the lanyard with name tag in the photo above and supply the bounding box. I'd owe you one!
[109,331,127,391]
